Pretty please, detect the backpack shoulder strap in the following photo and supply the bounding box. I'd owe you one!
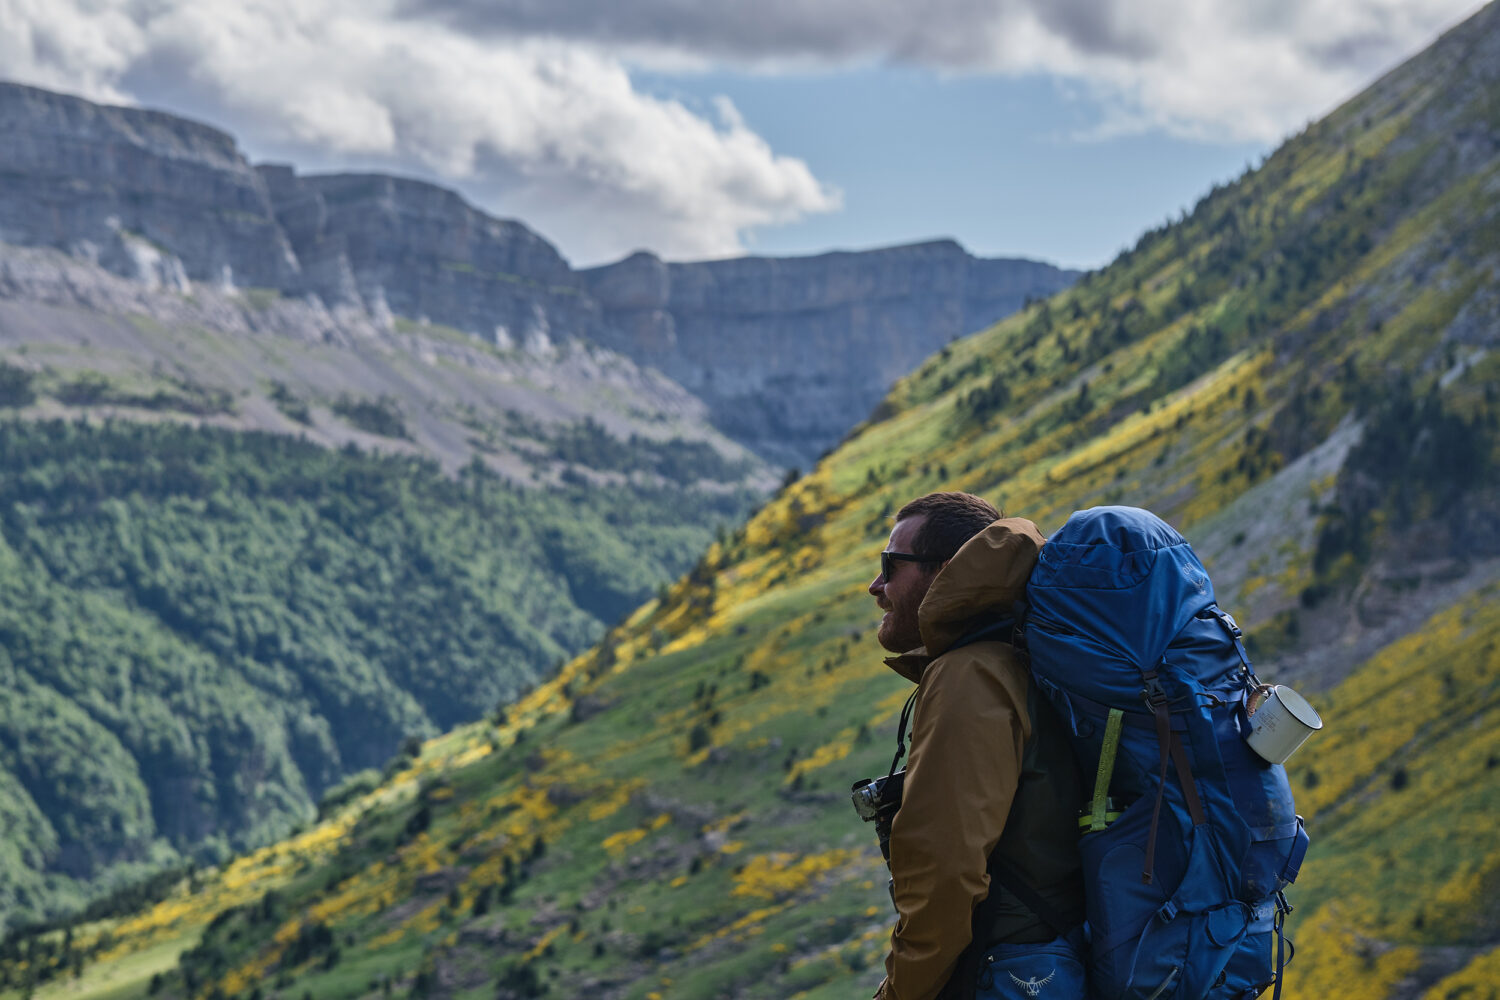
[946,617,1018,652]
[892,611,1021,773]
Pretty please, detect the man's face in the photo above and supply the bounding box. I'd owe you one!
[869,515,938,653]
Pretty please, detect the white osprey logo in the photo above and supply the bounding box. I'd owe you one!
[1007,968,1057,997]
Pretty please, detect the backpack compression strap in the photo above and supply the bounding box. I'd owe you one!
[1083,708,1125,833]
[1141,667,1207,885]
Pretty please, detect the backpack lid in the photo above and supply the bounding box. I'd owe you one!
[1027,506,1216,676]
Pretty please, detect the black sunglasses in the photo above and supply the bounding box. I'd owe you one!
[881,550,933,581]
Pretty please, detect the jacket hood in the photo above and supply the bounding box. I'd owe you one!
[916,517,1045,657]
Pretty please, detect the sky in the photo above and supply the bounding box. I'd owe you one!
[0,0,1485,270]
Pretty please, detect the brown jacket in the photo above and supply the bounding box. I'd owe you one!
[877,518,1084,1000]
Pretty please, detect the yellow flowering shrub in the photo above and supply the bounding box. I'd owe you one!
[1420,946,1500,999]
[731,850,860,900]
[601,828,648,857]
[687,903,793,952]
[1284,903,1421,1000]
[523,925,568,961]
[785,731,855,783]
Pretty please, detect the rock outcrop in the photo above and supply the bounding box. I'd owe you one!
[0,80,1077,465]
[258,168,601,350]
[582,243,1077,465]
[0,82,300,291]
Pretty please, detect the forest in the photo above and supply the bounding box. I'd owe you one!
[0,418,755,928]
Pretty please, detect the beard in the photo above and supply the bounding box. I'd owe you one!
[877,598,924,653]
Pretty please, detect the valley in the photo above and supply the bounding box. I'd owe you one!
[3,4,1500,999]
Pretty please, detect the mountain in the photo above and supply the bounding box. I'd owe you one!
[0,83,585,338]
[582,243,1077,467]
[0,82,1070,928]
[0,80,757,481]
[0,84,778,924]
[7,4,1500,999]
[0,237,756,482]
[0,80,1076,468]
[0,84,778,928]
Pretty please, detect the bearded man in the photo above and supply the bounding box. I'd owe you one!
[868,492,1084,1000]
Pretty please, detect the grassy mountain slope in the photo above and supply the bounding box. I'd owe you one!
[0,421,754,932]
[6,4,1500,1000]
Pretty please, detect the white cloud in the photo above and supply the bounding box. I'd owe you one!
[0,0,840,264]
[0,0,1480,264]
[403,0,1483,142]
[981,0,1486,141]
[0,0,146,101]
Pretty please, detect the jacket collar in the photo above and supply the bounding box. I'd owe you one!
[883,648,931,684]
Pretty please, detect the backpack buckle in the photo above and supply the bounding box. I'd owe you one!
[1215,610,1244,639]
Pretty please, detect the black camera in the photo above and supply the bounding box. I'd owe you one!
[851,768,905,861]
[851,769,904,821]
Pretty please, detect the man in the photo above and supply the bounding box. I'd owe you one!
[869,492,1084,1000]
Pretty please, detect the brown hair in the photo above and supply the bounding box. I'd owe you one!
[895,492,1003,562]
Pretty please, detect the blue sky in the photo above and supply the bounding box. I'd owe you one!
[636,68,1267,269]
[0,0,1483,269]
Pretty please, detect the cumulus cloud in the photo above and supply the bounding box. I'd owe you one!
[0,0,839,264]
[401,0,1482,141]
[0,0,1479,263]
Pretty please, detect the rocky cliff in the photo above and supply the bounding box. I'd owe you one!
[0,82,299,291]
[0,80,1076,466]
[582,243,1078,465]
[257,168,602,351]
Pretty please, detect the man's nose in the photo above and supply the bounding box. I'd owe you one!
[868,574,885,596]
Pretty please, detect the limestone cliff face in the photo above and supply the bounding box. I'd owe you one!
[0,83,594,351]
[0,81,1077,465]
[0,82,300,291]
[581,243,1078,465]
[258,168,601,348]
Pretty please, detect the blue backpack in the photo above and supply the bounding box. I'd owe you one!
[1021,507,1308,1000]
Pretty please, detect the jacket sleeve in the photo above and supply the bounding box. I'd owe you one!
[882,648,1032,1000]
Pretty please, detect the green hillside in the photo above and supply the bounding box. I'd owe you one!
[0,420,754,932]
[5,5,1500,1000]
